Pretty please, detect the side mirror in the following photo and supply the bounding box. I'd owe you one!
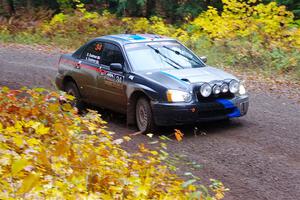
[110,63,123,71]
[200,56,207,63]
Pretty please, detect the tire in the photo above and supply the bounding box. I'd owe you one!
[64,81,85,111]
[135,97,156,133]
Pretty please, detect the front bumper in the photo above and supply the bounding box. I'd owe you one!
[151,95,249,126]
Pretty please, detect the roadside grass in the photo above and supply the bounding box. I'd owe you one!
[1,32,299,83]
[191,38,300,82]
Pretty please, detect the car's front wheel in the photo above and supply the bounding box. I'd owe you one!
[136,97,156,133]
[64,81,85,111]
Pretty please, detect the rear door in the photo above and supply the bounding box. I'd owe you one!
[97,43,127,113]
[75,41,104,105]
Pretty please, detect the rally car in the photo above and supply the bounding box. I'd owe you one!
[55,34,249,133]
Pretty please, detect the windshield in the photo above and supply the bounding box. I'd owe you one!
[124,41,205,72]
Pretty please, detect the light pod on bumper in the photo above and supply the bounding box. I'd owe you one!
[212,85,221,95]
[229,80,239,93]
[221,83,229,93]
[200,83,212,97]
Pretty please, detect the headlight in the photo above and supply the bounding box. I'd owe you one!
[200,83,212,97]
[220,83,229,93]
[229,80,240,93]
[239,84,246,95]
[167,90,192,102]
[212,85,221,95]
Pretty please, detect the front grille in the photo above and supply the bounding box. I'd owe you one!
[197,101,234,118]
[192,84,236,119]
[198,108,234,118]
[194,88,236,118]
[197,92,234,102]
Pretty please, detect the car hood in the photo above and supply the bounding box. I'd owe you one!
[139,66,238,91]
[161,66,237,84]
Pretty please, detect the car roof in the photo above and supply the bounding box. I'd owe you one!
[97,34,176,45]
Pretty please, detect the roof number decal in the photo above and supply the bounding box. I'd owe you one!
[130,35,145,40]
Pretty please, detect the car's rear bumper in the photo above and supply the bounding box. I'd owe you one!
[151,95,249,126]
[55,73,64,90]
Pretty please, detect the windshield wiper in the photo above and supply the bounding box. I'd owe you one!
[147,44,184,69]
[163,45,204,66]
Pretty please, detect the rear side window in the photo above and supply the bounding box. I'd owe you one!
[101,43,124,66]
[81,42,103,65]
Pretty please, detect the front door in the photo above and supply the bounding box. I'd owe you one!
[97,43,127,113]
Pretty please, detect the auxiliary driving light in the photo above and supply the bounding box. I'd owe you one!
[229,80,239,93]
[221,83,229,93]
[200,83,212,97]
[212,85,221,95]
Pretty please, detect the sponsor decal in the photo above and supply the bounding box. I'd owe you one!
[60,58,123,88]
[129,35,145,40]
[103,72,124,89]
[86,53,101,65]
[95,43,103,52]
[61,59,106,73]
[160,71,188,84]
[128,75,134,80]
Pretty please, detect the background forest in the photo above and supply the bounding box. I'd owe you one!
[0,0,300,79]
[1,0,300,20]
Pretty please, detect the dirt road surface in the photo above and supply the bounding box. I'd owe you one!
[1,43,299,200]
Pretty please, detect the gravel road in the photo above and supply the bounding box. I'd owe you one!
[0,43,299,200]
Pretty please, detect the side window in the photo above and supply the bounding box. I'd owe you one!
[101,43,124,67]
[80,42,103,65]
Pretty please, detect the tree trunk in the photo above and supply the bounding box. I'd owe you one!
[27,0,32,11]
[146,0,155,17]
[141,0,147,17]
[92,0,97,6]
[154,0,165,17]
[5,0,15,16]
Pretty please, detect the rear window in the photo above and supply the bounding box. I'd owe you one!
[80,42,103,65]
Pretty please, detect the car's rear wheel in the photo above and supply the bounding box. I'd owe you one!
[64,81,85,111]
[136,97,156,133]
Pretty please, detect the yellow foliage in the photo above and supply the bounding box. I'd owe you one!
[49,13,66,26]
[123,17,150,33]
[17,173,40,194]
[174,129,184,142]
[0,87,226,199]
[123,16,175,36]
[189,0,299,49]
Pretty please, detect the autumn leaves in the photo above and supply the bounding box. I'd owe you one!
[0,87,226,199]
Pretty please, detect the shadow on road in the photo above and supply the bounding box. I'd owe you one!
[90,105,245,137]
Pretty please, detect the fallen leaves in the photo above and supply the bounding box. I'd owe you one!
[0,87,227,199]
[11,159,30,176]
[18,173,40,194]
[175,129,184,142]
